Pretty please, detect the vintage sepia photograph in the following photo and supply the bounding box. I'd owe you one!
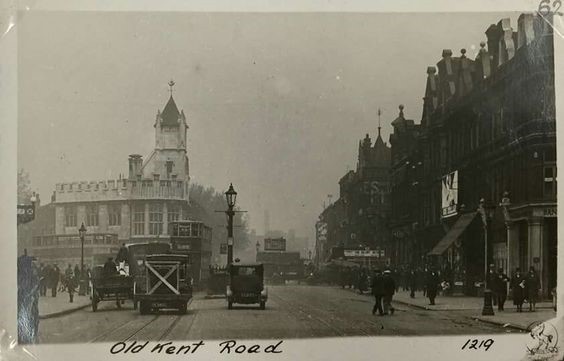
[15,9,558,345]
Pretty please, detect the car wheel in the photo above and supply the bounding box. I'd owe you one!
[260,301,266,310]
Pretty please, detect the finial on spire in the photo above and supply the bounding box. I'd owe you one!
[399,104,404,118]
[377,108,382,136]
[168,79,175,96]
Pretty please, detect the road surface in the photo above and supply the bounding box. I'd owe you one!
[39,285,519,343]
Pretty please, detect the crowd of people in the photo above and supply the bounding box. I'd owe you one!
[332,263,543,315]
[487,265,541,313]
[38,262,92,302]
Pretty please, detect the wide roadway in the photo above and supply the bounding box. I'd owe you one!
[39,284,519,343]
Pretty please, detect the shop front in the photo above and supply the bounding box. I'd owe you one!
[504,204,557,299]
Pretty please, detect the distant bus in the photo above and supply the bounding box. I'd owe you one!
[125,242,171,276]
[168,220,212,287]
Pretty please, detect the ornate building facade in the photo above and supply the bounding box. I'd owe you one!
[18,89,202,267]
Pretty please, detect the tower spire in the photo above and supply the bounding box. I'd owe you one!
[168,79,175,97]
[377,108,382,137]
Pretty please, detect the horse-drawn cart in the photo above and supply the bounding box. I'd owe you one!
[90,266,134,312]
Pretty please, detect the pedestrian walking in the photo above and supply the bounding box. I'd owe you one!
[39,263,48,296]
[486,264,497,306]
[357,268,368,294]
[74,264,81,279]
[67,274,77,303]
[371,269,384,316]
[50,264,60,297]
[525,266,540,312]
[408,268,417,298]
[86,267,92,295]
[426,268,440,305]
[510,268,525,312]
[494,268,510,311]
[382,269,396,315]
[339,268,347,289]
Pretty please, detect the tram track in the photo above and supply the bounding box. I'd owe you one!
[88,314,159,343]
[270,292,370,337]
[271,288,418,336]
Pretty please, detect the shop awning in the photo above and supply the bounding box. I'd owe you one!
[428,212,477,256]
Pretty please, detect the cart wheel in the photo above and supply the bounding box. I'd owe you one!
[260,301,266,310]
[179,302,188,315]
[228,301,233,310]
[139,301,149,315]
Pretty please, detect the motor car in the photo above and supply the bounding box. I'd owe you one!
[226,262,267,310]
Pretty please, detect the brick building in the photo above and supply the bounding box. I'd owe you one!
[389,13,556,297]
[317,124,391,265]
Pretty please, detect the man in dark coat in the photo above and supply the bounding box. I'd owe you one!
[39,263,48,296]
[103,258,117,277]
[408,268,417,298]
[426,268,440,305]
[74,264,81,280]
[371,269,384,316]
[357,268,368,294]
[50,264,60,297]
[525,266,540,312]
[486,264,497,306]
[116,243,129,273]
[494,268,510,311]
[382,269,396,315]
[510,268,526,312]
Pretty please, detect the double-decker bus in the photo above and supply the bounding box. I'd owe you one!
[168,220,212,288]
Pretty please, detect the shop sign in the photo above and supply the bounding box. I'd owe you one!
[264,238,286,251]
[543,207,557,217]
[344,249,384,258]
[441,171,458,218]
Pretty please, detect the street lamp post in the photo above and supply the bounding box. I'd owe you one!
[225,184,237,265]
[78,223,87,296]
[478,198,495,316]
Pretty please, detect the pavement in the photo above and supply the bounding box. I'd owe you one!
[346,288,556,331]
[38,293,91,319]
[38,285,521,343]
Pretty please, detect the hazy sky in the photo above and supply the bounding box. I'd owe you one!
[18,11,517,242]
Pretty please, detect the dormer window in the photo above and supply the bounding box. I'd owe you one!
[153,174,160,181]
[166,160,174,178]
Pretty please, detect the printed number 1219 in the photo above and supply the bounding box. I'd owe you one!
[461,339,494,351]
